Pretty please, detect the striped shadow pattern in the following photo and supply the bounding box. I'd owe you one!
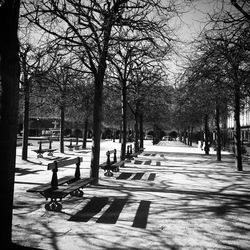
[69,197,151,229]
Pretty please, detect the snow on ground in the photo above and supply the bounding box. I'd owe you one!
[12,139,250,250]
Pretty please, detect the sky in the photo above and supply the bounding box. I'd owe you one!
[177,1,225,42]
[167,1,224,78]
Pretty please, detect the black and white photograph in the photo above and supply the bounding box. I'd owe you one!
[0,0,250,249]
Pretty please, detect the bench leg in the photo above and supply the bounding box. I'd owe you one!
[45,199,62,212]
[70,189,84,197]
[37,153,43,158]
[113,167,119,172]
[104,170,113,177]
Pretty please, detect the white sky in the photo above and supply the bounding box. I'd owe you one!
[177,0,226,42]
[167,0,227,79]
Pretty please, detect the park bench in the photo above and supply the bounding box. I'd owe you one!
[27,157,94,212]
[66,138,81,151]
[126,144,144,159]
[32,139,56,158]
[99,149,124,177]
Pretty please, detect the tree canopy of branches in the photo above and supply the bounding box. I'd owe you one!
[22,0,181,182]
[177,0,250,167]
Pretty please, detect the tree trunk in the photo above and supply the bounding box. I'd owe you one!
[215,102,222,161]
[234,83,243,171]
[119,122,122,143]
[120,81,127,160]
[89,12,113,184]
[204,114,210,155]
[60,106,65,153]
[184,129,187,145]
[112,128,116,142]
[90,74,104,184]
[22,77,30,160]
[189,127,193,146]
[0,1,20,249]
[153,124,159,145]
[139,113,144,149]
[187,127,190,145]
[134,109,139,153]
[82,118,88,149]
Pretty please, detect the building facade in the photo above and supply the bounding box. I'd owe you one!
[227,101,250,143]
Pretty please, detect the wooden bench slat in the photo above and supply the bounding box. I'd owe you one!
[27,183,53,193]
[48,157,82,170]
[66,178,93,188]
[57,176,76,185]
[100,161,115,167]
[32,149,49,153]
[48,178,94,197]
[27,175,75,193]
[38,140,51,144]
[99,162,107,168]
[112,161,125,167]
[101,162,116,170]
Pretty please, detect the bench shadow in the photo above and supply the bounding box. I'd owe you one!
[68,196,151,229]
[26,159,43,165]
[42,156,71,161]
[63,152,77,156]
[15,167,44,176]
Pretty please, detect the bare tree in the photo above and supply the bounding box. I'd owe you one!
[106,26,174,156]
[205,30,249,170]
[107,39,148,159]
[19,43,57,159]
[184,0,250,168]
[38,58,79,153]
[70,73,94,149]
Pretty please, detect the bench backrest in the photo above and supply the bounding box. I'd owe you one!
[48,157,82,170]
[38,140,53,150]
[48,157,83,188]
[126,144,133,155]
[38,139,53,144]
[67,138,79,142]
[107,149,116,155]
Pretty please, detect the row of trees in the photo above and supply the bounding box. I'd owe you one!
[2,0,182,247]
[174,0,250,171]
[19,0,182,182]
[19,40,174,153]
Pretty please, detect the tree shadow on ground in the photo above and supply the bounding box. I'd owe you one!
[12,177,250,250]
[12,146,250,250]
[15,167,44,176]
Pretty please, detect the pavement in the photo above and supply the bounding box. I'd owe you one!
[12,139,250,250]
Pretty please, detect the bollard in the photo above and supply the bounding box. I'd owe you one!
[126,145,130,158]
[113,149,117,163]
